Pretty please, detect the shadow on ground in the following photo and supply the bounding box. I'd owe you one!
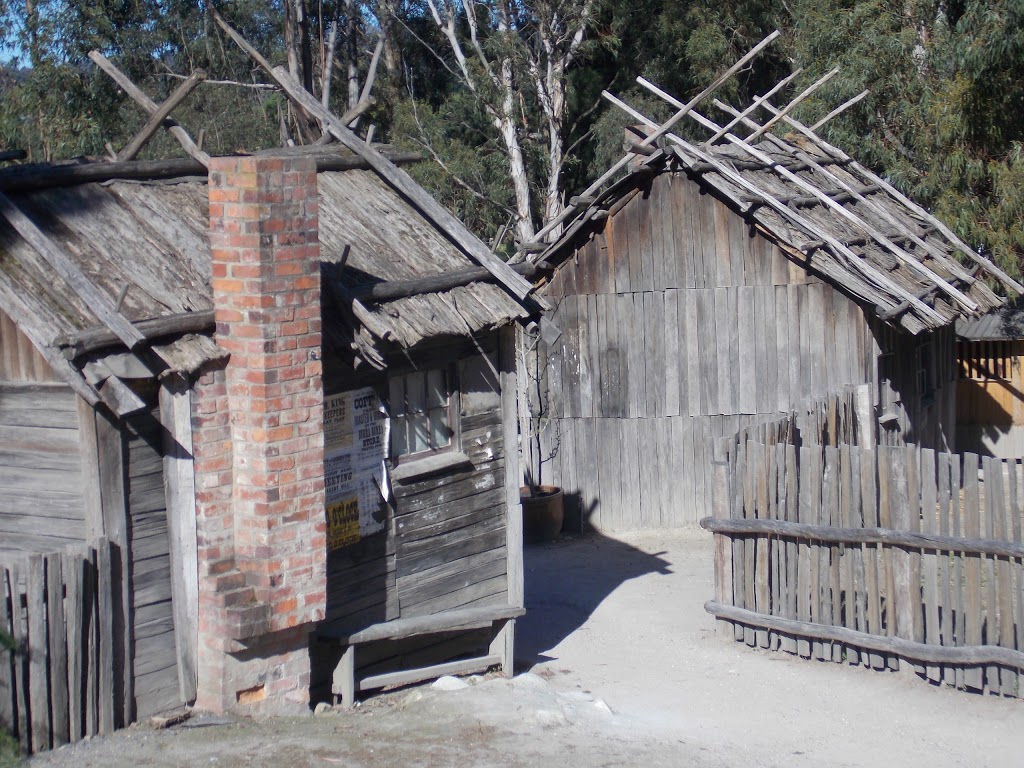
[515,532,673,670]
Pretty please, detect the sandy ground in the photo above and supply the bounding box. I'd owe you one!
[28,529,1024,767]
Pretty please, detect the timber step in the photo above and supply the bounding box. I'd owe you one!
[317,604,525,707]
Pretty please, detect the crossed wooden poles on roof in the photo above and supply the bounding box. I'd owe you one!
[519,30,1022,334]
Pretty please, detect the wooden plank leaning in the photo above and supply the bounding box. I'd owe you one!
[26,554,48,753]
[62,548,84,742]
[783,443,799,654]
[796,445,813,658]
[731,441,747,643]
[1009,459,1024,696]
[951,458,966,690]
[46,553,69,747]
[936,452,954,686]
[993,459,1015,696]
[7,561,30,751]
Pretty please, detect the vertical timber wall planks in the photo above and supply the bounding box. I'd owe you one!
[536,171,880,530]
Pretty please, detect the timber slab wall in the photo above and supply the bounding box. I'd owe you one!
[529,172,962,531]
[318,337,515,689]
[0,382,86,553]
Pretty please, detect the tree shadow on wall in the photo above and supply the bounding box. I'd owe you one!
[515,493,673,670]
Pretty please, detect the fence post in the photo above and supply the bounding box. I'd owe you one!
[711,437,734,640]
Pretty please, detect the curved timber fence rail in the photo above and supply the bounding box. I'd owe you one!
[0,538,126,754]
[704,439,1024,697]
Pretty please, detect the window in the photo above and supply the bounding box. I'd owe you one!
[389,368,456,461]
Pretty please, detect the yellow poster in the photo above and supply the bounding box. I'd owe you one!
[326,497,360,550]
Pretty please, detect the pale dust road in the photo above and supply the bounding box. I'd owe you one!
[520,529,1024,767]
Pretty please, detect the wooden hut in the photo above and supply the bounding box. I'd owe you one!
[514,72,1017,532]
[0,131,536,750]
[955,304,1024,457]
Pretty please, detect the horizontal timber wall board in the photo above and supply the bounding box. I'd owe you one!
[0,383,86,552]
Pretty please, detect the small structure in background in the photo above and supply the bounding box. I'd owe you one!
[513,32,1018,532]
[0,34,537,755]
[955,302,1024,458]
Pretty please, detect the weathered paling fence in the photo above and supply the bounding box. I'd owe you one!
[727,384,874,455]
[704,439,1024,696]
[0,538,124,753]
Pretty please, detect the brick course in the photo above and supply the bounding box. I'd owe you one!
[192,155,327,714]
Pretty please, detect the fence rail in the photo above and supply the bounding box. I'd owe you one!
[0,538,123,753]
[705,440,1024,697]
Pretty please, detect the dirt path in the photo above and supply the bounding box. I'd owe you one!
[28,529,1024,767]
[521,529,1024,767]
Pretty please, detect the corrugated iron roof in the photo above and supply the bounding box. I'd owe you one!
[956,303,1024,340]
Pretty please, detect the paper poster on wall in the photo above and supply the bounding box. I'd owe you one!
[323,387,390,550]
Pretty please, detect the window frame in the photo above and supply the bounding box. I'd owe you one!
[387,363,461,466]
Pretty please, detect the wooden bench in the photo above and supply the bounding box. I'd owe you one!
[318,605,525,707]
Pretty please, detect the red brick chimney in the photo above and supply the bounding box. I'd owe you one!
[192,155,327,714]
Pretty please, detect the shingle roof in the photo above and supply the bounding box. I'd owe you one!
[517,78,1017,336]
[0,150,529,400]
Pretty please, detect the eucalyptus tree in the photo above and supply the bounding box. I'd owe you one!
[400,0,597,242]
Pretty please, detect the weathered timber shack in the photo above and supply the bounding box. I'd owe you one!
[0,140,536,749]
[955,303,1024,458]
[515,84,1019,532]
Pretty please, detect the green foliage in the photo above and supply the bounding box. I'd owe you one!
[0,0,1021,276]
[391,94,517,245]
[786,0,1024,278]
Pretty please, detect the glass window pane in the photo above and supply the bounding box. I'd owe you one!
[389,376,406,417]
[429,407,450,448]
[391,415,408,456]
[406,371,426,414]
[427,369,447,409]
[411,412,429,453]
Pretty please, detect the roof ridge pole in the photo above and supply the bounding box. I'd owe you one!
[601,90,945,325]
[713,97,982,290]
[756,101,1024,296]
[703,68,803,147]
[524,29,782,247]
[740,68,839,145]
[634,80,978,315]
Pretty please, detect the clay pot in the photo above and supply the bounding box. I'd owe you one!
[520,485,564,544]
